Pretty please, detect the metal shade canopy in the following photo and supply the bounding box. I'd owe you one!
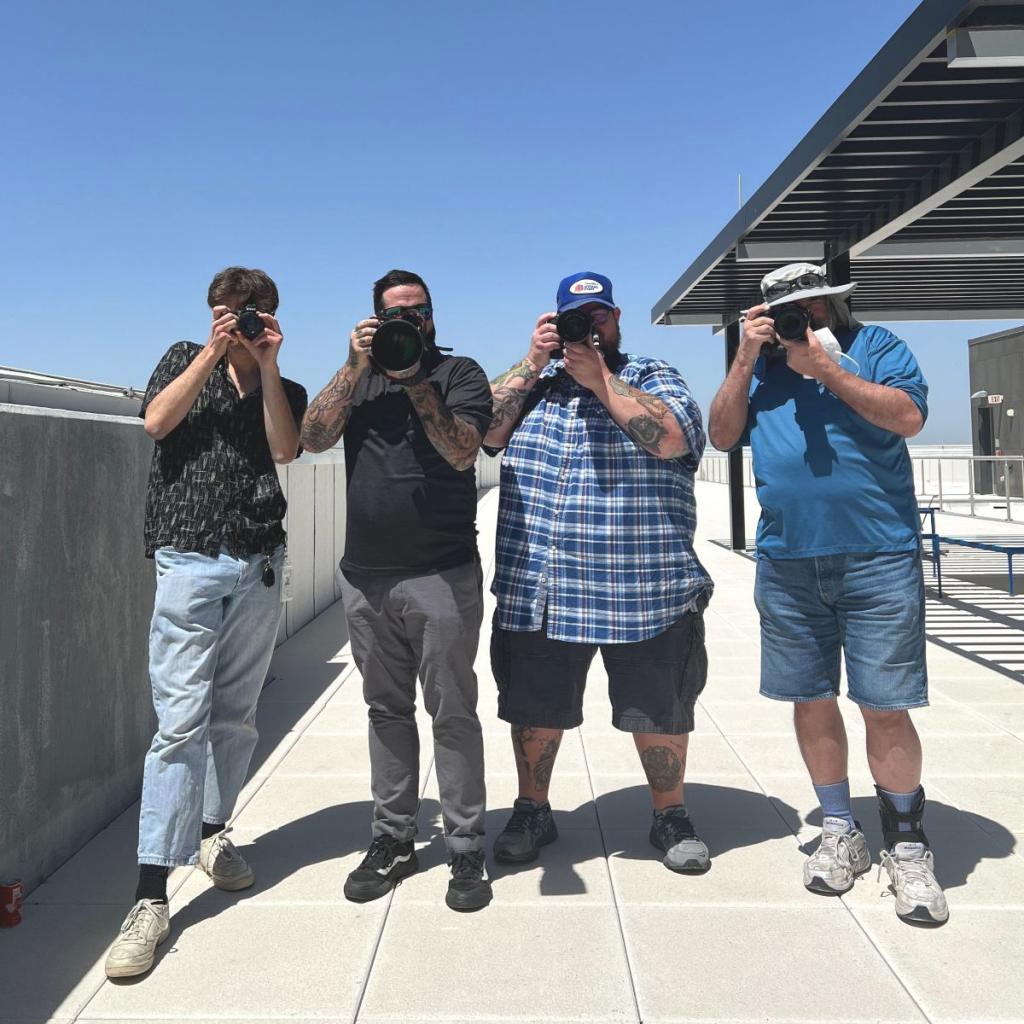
[652,0,1024,329]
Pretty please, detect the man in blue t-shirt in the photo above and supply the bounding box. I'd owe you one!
[709,262,948,926]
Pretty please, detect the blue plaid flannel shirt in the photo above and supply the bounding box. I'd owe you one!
[493,353,713,643]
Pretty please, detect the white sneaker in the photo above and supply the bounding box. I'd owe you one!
[803,816,871,895]
[104,899,171,978]
[199,828,254,891]
[879,842,949,925]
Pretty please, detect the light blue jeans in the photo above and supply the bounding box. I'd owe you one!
[137,545,284,866]
[755,550,928,711]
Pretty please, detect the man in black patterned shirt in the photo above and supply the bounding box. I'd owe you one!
[104,267,306,979]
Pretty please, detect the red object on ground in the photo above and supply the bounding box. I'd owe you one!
[0,880,23,926]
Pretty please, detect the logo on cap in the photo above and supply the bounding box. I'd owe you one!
[569,279,604,295]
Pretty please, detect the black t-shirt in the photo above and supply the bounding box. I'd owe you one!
[342,351,492,575]
[140,341,308,558]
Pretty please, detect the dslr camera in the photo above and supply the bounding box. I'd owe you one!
[768,303,810,342]
[372,309,426,374]
[235,304,266,341]
[554,309,597,346]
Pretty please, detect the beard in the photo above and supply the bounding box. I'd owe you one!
[808,305,834,332]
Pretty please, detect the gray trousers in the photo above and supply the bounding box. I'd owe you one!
[339,559,486,853]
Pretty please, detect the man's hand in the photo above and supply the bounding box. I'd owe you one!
[207,306,236,360]
[562,339,608,392]
[527,312,562,371]
[237,312,284,370]
[349,317,378,370]
[742,303,777,356]
[779,327,833,381]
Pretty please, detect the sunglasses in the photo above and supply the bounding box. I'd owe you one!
[763,272,826,303]
[379,304,433,320]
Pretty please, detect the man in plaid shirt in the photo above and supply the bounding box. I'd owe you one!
[484,271,714,872]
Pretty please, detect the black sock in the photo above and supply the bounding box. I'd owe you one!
[201,821,225,840]
[135,864,169,903]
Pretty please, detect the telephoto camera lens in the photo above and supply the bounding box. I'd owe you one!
[372,314,425,373]
[236,305,265,341]
[555,309,594,345]
[771,304,810,341]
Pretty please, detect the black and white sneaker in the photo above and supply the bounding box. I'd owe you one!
[649,805,711,873]
[445,850,493,912]
[493,798,558,863]
[344,836,418,903]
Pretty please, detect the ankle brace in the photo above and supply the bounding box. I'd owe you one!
[876,785,928,848]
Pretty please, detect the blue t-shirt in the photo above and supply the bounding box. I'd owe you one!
[741,324,928,559]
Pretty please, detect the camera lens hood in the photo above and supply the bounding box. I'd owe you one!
[555,309,593,346]
[372,317,424,373]
[771,304,810,342]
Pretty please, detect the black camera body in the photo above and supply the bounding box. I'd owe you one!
[554,309,595,346]
[372,310,425,374]
[235,304,265,341]
[769,303,810,342]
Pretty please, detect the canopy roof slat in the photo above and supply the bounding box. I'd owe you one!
[652,0,1024,327]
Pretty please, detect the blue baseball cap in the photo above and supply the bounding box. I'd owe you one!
[556,271,616,313]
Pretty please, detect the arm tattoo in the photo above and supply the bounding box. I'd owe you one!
[627,415,670,452]
[608,375,687,458]
[640,745,683,793]
[487,359,538,434]
[300,366,361,452]
[492,358,538,390]
[405,379,482,471]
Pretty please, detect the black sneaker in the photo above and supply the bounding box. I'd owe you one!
[493,798,558,863]
[445,850,493,912]
[344,836,418,902]
[649,805,711,873]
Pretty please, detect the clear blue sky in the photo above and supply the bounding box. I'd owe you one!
[2,0,1009,444]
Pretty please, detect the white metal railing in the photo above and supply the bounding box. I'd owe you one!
[476,449,503,489]
[698,451,755,487]
[698,450,1024,523]
[913,454,1024,521]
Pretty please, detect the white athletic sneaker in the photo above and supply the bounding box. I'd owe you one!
[199,828,255,891]
[104,899,171,978]
[879,842,949,925]
[803,816,871,895]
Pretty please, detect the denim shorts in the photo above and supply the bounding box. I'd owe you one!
[491,608,708,734]
[754,550,927,711]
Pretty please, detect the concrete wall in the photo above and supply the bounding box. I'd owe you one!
[0,406,346,892]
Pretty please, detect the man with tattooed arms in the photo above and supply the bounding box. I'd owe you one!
[300,270,494,911]
[485,272,714,872]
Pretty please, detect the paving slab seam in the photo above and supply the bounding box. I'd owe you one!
[348,758,438,1024]
[931,691,1024,744]
[694,709,809,841]
[695,623,935,1021]
[69,650,362,1022]
[576,735,646,1024]
[224,653,361,825]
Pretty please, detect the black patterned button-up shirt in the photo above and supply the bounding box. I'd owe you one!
[139,341,307,558]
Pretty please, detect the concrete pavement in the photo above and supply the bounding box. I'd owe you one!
[4,482,1024,1024]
